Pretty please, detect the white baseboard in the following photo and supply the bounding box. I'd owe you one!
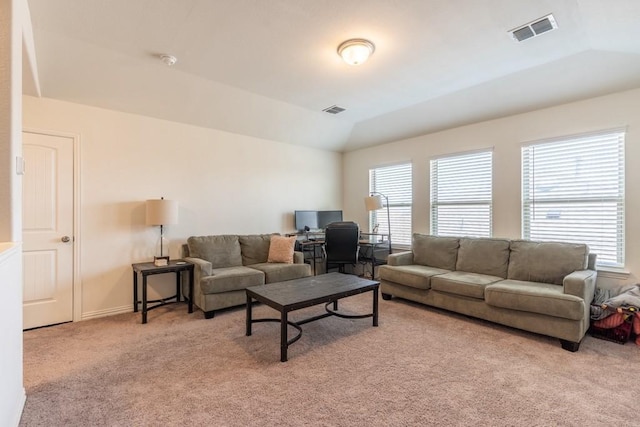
[81,305,131,320]
[10,388,26,427]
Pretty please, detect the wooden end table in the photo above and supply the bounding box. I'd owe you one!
[132,260,194,324]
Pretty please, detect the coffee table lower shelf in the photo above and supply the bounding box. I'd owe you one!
[245,273,379,362]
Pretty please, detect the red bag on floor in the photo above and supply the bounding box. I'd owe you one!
[590,312,633,344]
[593,312,625,329]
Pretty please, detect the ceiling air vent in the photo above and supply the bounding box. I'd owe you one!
[510,14,557,42]
[322,105,346,114]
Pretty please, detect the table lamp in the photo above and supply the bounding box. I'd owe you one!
[364,192,392,254]
[146,197,178,266]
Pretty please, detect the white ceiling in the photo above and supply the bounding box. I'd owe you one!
[24,0,640,152]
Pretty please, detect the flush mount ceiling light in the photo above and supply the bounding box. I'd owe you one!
[160,54,177,66]
[337,38,375,65]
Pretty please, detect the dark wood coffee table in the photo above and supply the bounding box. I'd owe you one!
[245,272,380,362]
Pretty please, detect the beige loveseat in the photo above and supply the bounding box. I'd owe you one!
[379,234,597,351]
[183,234,311,318]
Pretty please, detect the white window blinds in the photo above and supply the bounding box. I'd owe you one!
[369,163,412,248]
[522,130,625,268]
[430,150,493,237]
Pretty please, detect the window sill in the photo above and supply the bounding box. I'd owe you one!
[596,267,630,280]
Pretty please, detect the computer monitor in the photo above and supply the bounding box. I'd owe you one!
[294,210,319,232]
[294,210,343,232]
[317,210,343,229]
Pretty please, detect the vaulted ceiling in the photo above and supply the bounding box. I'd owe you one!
[24,0,640,152]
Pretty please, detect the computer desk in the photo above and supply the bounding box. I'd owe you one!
[358,233,391,279]
[287,231,326,276]
[293,232,390,278]
[298,239,325,275]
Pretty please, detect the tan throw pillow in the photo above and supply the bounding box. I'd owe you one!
[267,235,296,264]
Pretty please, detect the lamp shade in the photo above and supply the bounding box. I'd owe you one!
[364,195,384,211]
[146,199,178,226]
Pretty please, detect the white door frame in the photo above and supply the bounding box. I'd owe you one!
[22,127,82,322]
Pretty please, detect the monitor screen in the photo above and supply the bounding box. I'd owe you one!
[318,210,343,229]
[294,210,343,232]
[294,210,318,232]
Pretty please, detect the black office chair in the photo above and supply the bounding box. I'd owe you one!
[324,221,360,274]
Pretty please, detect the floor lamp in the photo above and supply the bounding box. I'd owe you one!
[146,197,178,266]
[364,192,392,254]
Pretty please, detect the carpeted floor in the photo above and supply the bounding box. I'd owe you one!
[20,293,639,426]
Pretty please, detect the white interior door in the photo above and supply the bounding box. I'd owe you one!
[22,131,75,329]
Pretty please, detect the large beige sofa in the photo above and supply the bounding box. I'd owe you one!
[183,234,311,318]
[379,234,597,351]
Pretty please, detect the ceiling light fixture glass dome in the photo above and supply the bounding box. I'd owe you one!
[337,39,375,66]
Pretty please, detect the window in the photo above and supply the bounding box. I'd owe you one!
[430,150,493,237]
[369,163,412,248]
[522,130,625,268]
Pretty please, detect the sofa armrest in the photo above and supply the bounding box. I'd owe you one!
[293,251,304,264]
[388,251,414,266]
[563,269,597,303]
[184,257,213,283]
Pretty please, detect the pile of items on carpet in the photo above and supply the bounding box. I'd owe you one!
[590,283,640,345]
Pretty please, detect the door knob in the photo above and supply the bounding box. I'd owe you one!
[61,236,71,243]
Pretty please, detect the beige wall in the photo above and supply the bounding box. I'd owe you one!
[19,88,640,318]
[23,95,342,318]
[344,88,640,289]
[1,0,26,425]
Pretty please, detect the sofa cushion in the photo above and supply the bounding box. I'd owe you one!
[456,237,510,278]
[267,235,297,264]
[507,240,588,285]
[485,279,584,320]
[412,234,459,270]
[187,235,242,269]
[379,264,450,290]
[239,234,273,265]
[250,262,311,283]
[200,266,265,294]
[431,271,504,299]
